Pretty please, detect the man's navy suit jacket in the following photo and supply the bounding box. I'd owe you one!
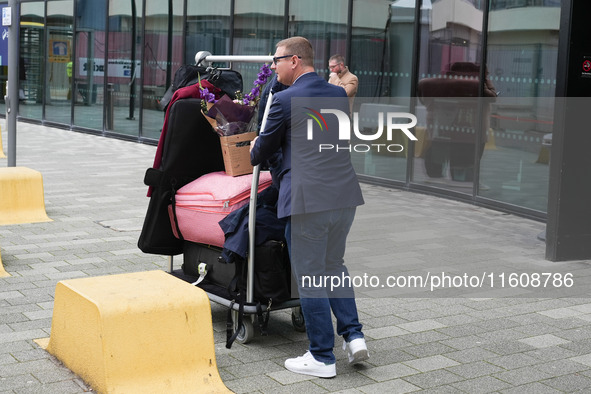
[251,72,363,219]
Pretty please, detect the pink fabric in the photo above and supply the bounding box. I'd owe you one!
[170,171,273,247]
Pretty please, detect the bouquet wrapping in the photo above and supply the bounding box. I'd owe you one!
[201,63,272,137]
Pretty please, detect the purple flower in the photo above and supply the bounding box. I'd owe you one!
[260,63,272,78]
[240,63,272,106]
[200,87,216,103]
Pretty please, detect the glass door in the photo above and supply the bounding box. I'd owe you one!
[350,0,418,182]
[45,0,74,125]
[106,0,142,136]
[19,2,46,121]
[73,0,107,131]
[141,0,183,141]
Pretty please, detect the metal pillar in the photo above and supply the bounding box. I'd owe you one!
[5,0,19,167]
[546,0,591,261]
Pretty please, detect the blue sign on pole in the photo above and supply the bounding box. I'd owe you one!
[0,6,8,66]
[52,41,68,56]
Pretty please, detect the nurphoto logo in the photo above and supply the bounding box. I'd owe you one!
[305,108,418,153]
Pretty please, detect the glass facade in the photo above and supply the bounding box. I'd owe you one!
[1,0,562,219]
[44,0,73,124]
[141,0,183,140]
[17,2,45,120]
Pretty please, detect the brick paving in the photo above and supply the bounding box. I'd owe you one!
[1,121,591,393]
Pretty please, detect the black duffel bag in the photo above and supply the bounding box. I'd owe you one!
[225,240,294,348]
[159,65,243,110]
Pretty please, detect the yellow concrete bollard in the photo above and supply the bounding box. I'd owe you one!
[0,125,6,158]
[39,270,230,394]
[0,167,51,225]
[485,128,497,150]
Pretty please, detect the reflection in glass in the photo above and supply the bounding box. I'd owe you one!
[481,2,560,212]
[18,2,46,121]
[107,0,142,136]
[185,1,231,65]
[412,0,486,194]
[45,0,74,125]
[289,0,348,75]
[5,0,563,217]
[232,0,284,99]
[142,0,183,140]
[73,0,106,131]
[350,0,417,182]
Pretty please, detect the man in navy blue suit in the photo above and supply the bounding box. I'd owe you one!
[250,36,368,378]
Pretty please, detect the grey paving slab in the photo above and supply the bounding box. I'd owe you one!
[570,353,591,368]
[308,372,376,393]
[358,363,419,382]
[518,334,571,348]
[399,330,452,345]
[445,360,505,379]
[445,347,500,363]
[493,365,553,386]
[357,379,421,394]
[542,373,591,392]
[402,355,460,372]
[536,359,590,377]
[500,382,562,394]
[400,342,457,358]
[2,121,591,393]
[402,369,464,389]
[451,375,513,393]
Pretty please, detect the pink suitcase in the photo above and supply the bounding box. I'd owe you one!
[170,171,273,247]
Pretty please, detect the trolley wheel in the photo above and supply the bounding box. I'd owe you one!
[291,307,306,332]
[234,318,254,344]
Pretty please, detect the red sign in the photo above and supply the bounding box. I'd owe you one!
[583,59,591,72]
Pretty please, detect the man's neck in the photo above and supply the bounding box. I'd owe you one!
[291,67,315,85]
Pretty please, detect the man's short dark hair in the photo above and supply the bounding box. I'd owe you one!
[329,54,345,65]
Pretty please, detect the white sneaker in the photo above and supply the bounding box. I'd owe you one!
[343,337,369,364]
[284,351,336,378]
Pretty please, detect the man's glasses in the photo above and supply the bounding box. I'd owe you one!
[273,55,302,65]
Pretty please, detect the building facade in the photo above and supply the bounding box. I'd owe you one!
[0,0,571,242]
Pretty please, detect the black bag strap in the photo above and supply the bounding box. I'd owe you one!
[226,275,243,348]
[257,300,272,337]
[226,300,244,349]
[225,269,271,347]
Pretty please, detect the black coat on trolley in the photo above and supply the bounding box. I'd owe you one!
[138,98,225,256]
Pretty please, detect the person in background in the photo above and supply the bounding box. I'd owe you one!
[66,61,73,100]
[328,54,358,114]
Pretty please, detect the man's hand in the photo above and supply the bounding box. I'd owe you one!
[249,136,258,153]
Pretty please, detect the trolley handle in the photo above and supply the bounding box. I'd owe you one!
[195,51,274,69]
[247,91,274,303]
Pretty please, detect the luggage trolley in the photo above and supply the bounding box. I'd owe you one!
[167,52,304,345]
